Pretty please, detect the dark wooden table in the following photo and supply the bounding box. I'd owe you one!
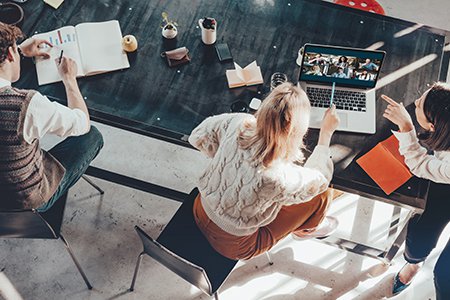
[15,0,450,262]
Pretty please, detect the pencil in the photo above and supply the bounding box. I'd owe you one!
[330,81,336,107]
[58,50,64,64]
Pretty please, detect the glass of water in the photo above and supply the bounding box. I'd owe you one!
[270,72,288,90]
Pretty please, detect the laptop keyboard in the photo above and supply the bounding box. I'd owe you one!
[306,87,367,112]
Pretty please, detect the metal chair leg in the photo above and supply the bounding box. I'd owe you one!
[214,292,219,300]
[82,175,104,195]
[130,252,145,291]
[59,234,93,289]
[265,251,273,265]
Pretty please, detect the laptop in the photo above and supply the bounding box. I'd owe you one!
[298,44,385,134]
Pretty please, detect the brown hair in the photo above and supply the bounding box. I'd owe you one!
[419,82,450,151]
[0,22,23,65]
[238,82,311,167]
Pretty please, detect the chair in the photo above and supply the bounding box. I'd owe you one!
[130,188,270,299]
[0,176,104,290]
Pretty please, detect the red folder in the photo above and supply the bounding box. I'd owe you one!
[356,135,413,195]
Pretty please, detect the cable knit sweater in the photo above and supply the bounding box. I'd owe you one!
[189,113,333,236]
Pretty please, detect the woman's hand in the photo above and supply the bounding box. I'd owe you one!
[381,95,414,132]
[318,105,340,146]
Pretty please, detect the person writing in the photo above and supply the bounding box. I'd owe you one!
[382,83,450,298]
[189,82,340,260]
[0,22,103,211]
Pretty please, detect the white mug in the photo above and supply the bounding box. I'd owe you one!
[198,18,217,45]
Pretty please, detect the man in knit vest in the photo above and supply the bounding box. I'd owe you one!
[0,22,103,211]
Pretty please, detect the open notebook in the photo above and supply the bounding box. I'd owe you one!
[34,20,130,85]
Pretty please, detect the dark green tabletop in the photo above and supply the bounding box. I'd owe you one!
[15,0,450,208]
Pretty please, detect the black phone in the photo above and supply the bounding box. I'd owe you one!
[215,43,233,62]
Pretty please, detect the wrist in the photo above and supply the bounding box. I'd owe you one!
[318,131,332,146]
[62,76,78,87]
[17,45,26,59]
[399,123,414,133]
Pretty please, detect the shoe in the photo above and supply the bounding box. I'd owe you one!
[292,216,339,240]
[392,263,420,296]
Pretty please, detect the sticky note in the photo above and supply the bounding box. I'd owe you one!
[43,0,64,9]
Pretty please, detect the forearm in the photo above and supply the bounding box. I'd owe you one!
[318,131,332,147]
[393,130,450,183]
[63,78,90,126]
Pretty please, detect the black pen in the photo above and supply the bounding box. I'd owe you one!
[58,50,64,64]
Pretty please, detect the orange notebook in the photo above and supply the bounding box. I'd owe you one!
[356,135,413,195]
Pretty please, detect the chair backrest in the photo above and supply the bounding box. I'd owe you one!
[136,188,238,296]
[0,209,58,239]
[135,226,213,295]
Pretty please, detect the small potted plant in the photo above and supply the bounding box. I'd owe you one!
[161,12,178,39]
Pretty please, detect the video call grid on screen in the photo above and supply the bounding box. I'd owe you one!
[299,45,385,88]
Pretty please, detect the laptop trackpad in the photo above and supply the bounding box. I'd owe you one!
[338,113,348,128]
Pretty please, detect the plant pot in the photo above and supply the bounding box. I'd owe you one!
[162,23,177,39]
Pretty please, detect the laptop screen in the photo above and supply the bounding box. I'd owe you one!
[299,44,385,89]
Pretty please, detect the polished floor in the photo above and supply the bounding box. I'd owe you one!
[1,1,450,299]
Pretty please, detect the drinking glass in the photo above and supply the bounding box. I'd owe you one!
[270,72,288,90]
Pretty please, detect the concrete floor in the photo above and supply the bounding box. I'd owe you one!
[1,1,450,299]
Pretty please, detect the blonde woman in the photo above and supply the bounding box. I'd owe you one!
[189,82,340,260]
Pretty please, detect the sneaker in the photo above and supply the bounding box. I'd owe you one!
[291,216,339,240]
[392,262,421,296]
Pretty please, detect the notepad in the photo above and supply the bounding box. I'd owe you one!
[356,135,413,195]
[226,61,263,88]
[33,20,130,85]
[43,0,64,9]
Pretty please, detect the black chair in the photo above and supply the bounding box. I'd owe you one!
[0,176,104,289]
[130,188,246,299]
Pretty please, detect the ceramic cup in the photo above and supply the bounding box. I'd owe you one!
[198,18,217,45]
[296,47,304,66]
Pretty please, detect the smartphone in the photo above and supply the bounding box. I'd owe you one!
[215,43,232,62]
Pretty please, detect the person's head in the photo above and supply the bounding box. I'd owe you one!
[239,82,311,167]
[338,67,344,73]
[312,65,320,72]
[0,22,23,82]
[339,56,347,63]
[365,58,371,64]
[415,82,450,151]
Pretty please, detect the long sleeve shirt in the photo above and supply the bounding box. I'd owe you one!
[0,77,89,143]
[189,113,333,236]
[393,129,450,184]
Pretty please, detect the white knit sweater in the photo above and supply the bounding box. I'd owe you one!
[189,113,333,236]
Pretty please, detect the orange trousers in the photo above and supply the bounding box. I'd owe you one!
[193,189,333,260]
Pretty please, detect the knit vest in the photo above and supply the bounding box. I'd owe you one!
[0,86,65,210]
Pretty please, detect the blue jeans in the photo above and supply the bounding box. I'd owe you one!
[404,182,450,300]
[37,126,104,212]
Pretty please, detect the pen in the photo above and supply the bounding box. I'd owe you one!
[330,81,336,107]
[58,50,64,64]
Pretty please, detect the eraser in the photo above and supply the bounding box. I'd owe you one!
[249,98,261,110]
